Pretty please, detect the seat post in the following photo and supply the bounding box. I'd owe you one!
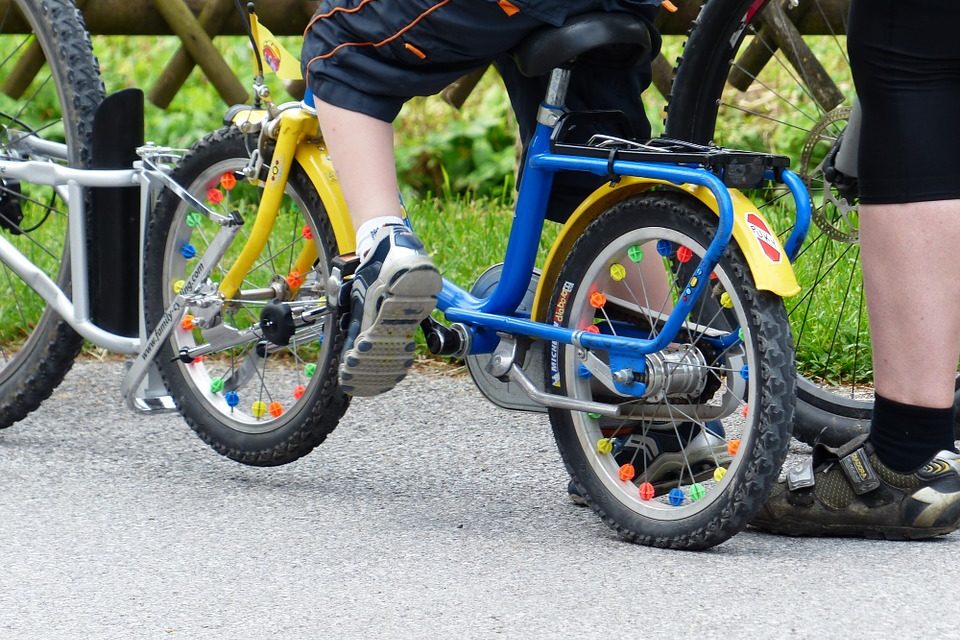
[537,68,571,127]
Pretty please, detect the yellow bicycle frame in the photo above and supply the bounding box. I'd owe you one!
[218,108,355,300]
[217,15,355,301]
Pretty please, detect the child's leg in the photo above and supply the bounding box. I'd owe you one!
[315,98,441,398]
[313,100,405,257]
[302,1,548,396]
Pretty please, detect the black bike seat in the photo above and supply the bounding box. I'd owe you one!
[512,12,653,77]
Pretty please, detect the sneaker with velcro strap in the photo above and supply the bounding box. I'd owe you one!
[338,224,441,397]
[750,434,960,539]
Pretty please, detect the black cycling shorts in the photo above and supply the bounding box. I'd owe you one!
[848,0,960,204]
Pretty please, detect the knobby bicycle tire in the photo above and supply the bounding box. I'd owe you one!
[546,191,794,549]
[0,0,104,428]
[144,127,350,466]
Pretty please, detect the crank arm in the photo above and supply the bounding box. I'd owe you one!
[178,303,331,362]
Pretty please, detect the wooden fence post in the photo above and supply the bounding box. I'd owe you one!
[149,0,247,106]
[148,0,238,108]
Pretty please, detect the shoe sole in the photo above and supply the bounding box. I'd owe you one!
[339,263,441,397]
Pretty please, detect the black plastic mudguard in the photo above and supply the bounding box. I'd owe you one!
[88,88,144,338]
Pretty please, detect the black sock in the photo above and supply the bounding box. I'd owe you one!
[868,394,957,473]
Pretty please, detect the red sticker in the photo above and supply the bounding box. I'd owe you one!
[745,212,782,263]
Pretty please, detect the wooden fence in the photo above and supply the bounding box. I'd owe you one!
[2,0,851,108]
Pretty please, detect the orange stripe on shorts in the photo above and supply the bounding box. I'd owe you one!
[498,0,520,17]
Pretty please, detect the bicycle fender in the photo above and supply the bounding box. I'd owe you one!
[531,178,800,322]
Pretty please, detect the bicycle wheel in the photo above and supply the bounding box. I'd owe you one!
[0,0,103,428]
[546,192,794,549]
[144,127,349,466]
[666,0,898,445]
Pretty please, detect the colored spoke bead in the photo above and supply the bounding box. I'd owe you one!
[709,271,718,280]
[738,328,745,341]
[181,314,195,331]
[668,487,685,506]
[619,463,636,482]
[225,390,240,408]
[301,225,313,240]
[251,400,267,418]
[286,271,304,289]
[220,172,237,190]
[741,403,749,417]
[585,324,600,334]
[186,212,202,227]
[689,483,706,502]
[293,384,306,400]
[740,365,749,381]
[713,467,727,482]
[609,263,627,282]
[638,482,655,501]
[577,364,592,379]
[677,246,693,263]
[589,291,607,309]
[587,412,602,420]
[304,363,317,378]
[611,438,625,455]
[210,377,225,394]
[180,243,196,259]
[269,401,284,418]
[727,439,741,456]
[207,187,224,204]
[656,240,673,257]
[596,438,614,455]
[173,279,185,294]
[627,245,645,263]
[720,292,733,308]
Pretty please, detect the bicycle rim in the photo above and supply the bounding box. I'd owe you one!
[146,128,348,465]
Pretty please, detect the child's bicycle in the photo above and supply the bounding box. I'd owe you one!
[0,0,811,549]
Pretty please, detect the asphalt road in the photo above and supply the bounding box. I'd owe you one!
[2,362,958,639]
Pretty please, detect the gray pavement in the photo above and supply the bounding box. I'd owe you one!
[1,361,958,639]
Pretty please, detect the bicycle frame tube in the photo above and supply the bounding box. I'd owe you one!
[440,121,742,357]
[435,121,556,316]
[218,108,320,300]
[0,159,142,353]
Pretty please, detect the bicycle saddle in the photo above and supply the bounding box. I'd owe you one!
[512,12,654,77]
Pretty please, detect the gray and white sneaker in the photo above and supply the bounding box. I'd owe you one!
[338,224,441,397]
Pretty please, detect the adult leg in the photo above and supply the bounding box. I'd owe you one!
[861,203,960,408]
[750,0,960,537]
[860,203,960,471]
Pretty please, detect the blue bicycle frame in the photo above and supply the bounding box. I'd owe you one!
[437,72,812,380]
